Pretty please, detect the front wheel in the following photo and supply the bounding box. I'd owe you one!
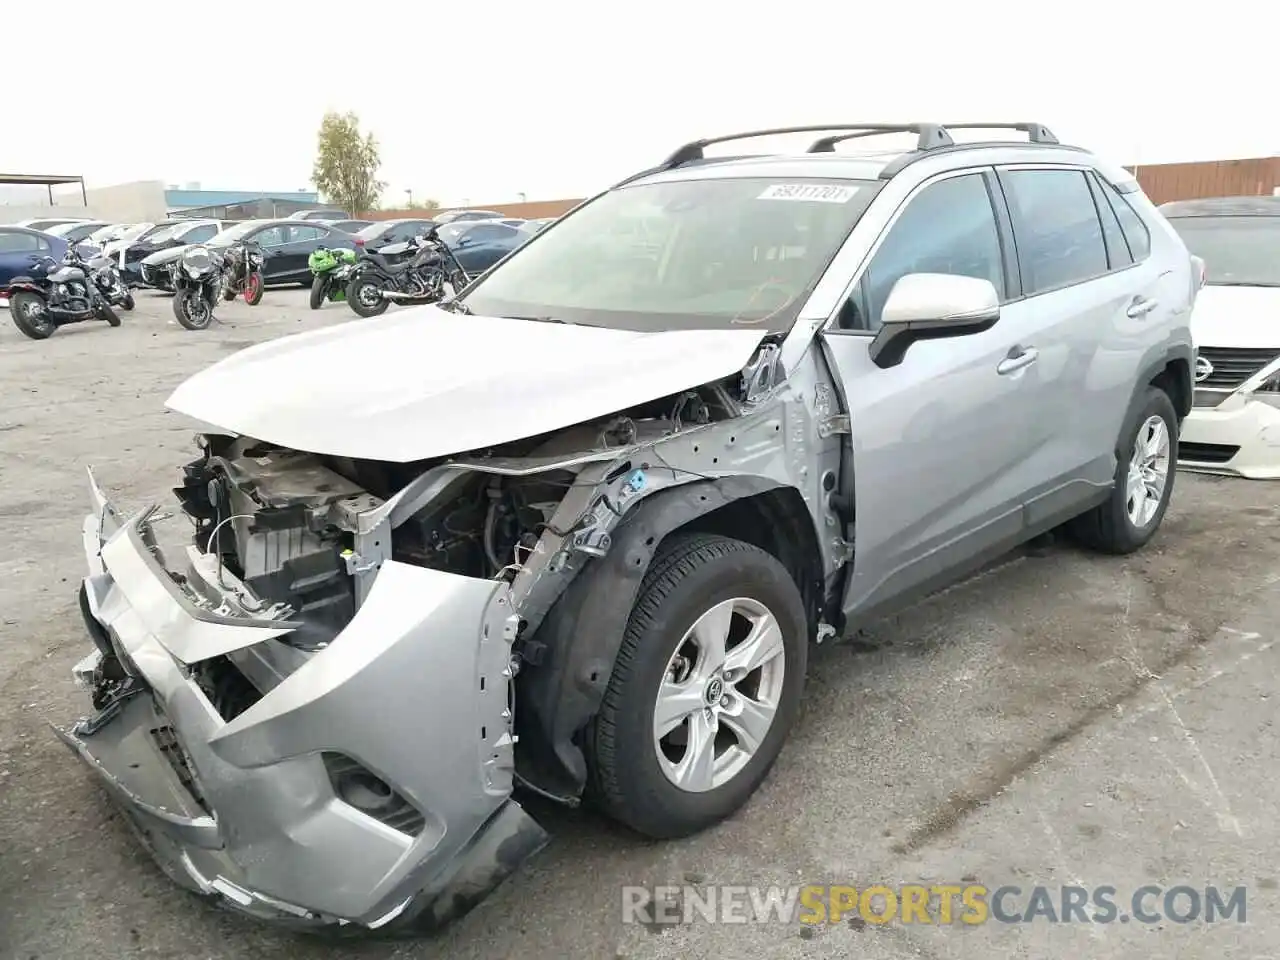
[173,289,214,330]
[309,275,327,310]
[244,272,264,306]
[9,291,56,340]
[1068,386,1178,554]
[98,303,121,327]
[587,533,808,839]
[347,275,389,317]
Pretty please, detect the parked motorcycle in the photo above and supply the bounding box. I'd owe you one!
[170,245,226,331]
[219,240,265,305]
[344,226,470,318]
[7,245,122,340]
[308,246,357,309]
[87,255,135,312]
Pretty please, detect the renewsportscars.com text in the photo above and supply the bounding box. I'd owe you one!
[622,883,1248,926]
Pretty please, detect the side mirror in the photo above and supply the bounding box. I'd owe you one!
[867,273,1000,369]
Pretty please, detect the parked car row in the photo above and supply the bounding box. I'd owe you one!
[1,207,558,330]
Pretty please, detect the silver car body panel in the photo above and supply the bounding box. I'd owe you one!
[164,305,771,463]
[61,491,544,924]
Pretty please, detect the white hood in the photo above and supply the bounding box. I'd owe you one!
[165,306,771,462]
[1191,285,1280,349]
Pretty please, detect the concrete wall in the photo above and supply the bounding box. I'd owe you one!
[85,180,168,222]
[0,180,168,225]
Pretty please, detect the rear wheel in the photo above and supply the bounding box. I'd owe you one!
[120,292,135,311]
[347,276,389,317]
[173,290,213,331]
[244,272,264,306]
[587,534,807,839]
[9,292,56,340]
[309,276,327,310]
[1068,386,1177,554]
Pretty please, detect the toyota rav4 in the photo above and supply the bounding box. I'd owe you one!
[59,122,1197,934]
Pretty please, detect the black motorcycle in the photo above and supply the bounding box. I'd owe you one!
[170,245,226,331]
[7,245,122,340]
[345,226,470,318]
[220,239,266,305]
[87,255,135,313]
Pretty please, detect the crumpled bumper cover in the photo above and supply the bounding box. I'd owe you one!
[56,469,547,930]
[1179,395,1280,480]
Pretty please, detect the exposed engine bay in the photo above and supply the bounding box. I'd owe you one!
[171,382,741,658]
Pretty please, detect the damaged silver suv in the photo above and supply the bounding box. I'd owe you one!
[60,123,1197,933]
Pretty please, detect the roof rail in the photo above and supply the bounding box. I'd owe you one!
[661,124,957,169]
[933,122,1059,144]
[618,122,1065,188]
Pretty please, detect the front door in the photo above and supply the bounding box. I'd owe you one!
[820,169,1048,619]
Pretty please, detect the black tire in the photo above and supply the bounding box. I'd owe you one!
[1068,385,1178,554]
[121,293,135,311]
[586,533,807,839]
[9,292,55,340]
[223,285,237,301]
[309,276,326,310]
[347,276,389,317]
[98,303,122,327]
[172,290,213,331]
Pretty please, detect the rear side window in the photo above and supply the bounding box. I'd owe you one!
[1001,169,1108,294]
[1086,173,1133,269]
[1097,178,1151,261]
[183,224,217,243]
[0,230,46,253]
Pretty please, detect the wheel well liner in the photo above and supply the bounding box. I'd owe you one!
[515,476,822,799]
[1145,348,1193,421]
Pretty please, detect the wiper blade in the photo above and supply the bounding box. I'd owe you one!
[1206,281,1280,288]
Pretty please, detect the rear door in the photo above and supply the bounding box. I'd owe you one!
[283,225,331,281]
[0,229,50,288]
[994,165,1165,500]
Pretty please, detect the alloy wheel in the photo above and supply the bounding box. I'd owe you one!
[1126,414,1170,528]
[652,597,786,793]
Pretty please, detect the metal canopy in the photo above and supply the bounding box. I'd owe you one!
[0,173,87,204]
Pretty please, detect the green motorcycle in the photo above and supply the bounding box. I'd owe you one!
[308,247,358,310]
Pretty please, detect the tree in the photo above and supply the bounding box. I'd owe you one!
[312,111,386,217]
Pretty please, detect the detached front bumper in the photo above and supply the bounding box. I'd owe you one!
[57,471,546,930]
[1179,395,1280,480]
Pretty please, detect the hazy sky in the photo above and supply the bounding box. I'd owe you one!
[8,0,1277,206]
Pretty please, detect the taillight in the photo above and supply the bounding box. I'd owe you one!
[353,237,365,246]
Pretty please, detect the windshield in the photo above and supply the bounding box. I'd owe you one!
[143,224,182,243]
[210,221,264,244]
[461,177,881,331]
[1168,216,1280,287]
[46,222,90,237]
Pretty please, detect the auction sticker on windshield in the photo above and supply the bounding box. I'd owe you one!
[757,184,860,203]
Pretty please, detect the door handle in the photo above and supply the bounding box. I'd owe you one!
[997,346,1039,376]
[1126,296,1159,318]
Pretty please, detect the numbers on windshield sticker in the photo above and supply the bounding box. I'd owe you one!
[757,184,859,203]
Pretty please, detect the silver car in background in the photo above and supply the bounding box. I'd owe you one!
[59,121,1196,934]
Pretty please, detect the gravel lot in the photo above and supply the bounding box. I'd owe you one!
[2,289,1279,960]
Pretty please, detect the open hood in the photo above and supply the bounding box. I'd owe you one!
[165,306,771,462]
[1191,285,1280,349]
